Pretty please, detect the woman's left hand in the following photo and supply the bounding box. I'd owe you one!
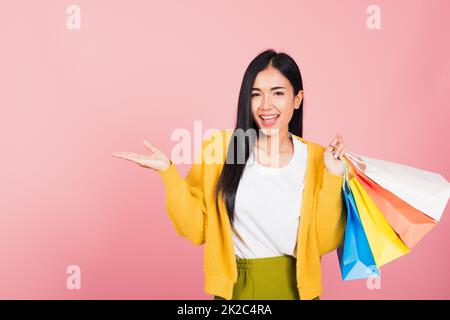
[323,133,347,176]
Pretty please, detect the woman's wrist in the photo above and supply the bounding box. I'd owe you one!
[158,160,173,173]
[326,161,345,177]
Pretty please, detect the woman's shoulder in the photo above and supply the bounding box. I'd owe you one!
[291,133,326,154]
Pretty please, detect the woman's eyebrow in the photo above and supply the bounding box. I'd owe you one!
[252,86,286,91]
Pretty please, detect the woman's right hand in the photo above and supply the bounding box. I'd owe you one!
[112,140,171,172]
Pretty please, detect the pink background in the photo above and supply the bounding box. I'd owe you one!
[0,0,449,299]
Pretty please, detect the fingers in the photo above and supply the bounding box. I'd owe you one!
[113,139,156,163]
[328,133,343,149]
[143,140,157,152]
[112,152,138,158]
[112,152,141,163]
[327,133,346,159]
[336,146,347,159]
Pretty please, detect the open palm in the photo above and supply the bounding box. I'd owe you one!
[112,140,171,172]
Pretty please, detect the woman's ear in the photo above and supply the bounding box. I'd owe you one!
[294,90,304,109]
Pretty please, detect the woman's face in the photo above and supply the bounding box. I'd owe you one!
[251,66,303,136]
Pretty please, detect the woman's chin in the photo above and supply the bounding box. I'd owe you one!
[259,127,281,136]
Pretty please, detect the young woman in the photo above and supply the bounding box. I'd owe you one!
[112,49,348,300]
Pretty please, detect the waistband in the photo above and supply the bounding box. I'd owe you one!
[235,255,296,270]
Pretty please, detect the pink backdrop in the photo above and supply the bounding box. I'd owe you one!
[0,0,449,299]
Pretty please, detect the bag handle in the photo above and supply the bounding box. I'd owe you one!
[344,151,367,172]
[342,157,352,194]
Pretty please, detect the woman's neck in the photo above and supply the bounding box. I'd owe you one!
[256,130,293,156]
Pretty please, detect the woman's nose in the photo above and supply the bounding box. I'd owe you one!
[260,94,274,109]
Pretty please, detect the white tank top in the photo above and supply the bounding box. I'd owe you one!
[232,132,308,258]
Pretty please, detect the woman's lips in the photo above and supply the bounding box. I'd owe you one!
[259,115,280,127]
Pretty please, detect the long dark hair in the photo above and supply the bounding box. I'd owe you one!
[215,49,304,224]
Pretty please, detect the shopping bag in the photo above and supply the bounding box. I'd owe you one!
[337,162,380,280]
[346,158,410,267]
[347,159,437,248]
[345,152,450,221]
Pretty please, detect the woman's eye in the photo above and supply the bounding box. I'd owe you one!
[251,92,283,97]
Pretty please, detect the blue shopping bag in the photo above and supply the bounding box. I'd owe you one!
[337,163,380,280]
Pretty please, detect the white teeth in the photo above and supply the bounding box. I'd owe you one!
[260,115,278,120]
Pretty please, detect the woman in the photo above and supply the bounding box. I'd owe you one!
[112,49,348,300]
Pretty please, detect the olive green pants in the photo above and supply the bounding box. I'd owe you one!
[213,255,306,300]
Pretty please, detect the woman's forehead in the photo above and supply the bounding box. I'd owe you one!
[253,68,290,88]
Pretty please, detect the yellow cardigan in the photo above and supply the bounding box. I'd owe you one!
[159,129,345,300]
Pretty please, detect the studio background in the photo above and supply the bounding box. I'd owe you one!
[1,0,449,299]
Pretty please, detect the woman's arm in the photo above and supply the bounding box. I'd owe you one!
[112,134,211,246]
[315,164,346,255]
[159,148,208,246]
[315,134,347,255]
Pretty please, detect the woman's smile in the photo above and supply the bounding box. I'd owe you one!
[259,114,280,127]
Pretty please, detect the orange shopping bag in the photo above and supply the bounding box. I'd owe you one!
[347,160,437,248]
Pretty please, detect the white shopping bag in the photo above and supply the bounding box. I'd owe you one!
[345,152,450,221]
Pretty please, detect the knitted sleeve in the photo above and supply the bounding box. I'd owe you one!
[314,148,346,255]
[158,141,208,246]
